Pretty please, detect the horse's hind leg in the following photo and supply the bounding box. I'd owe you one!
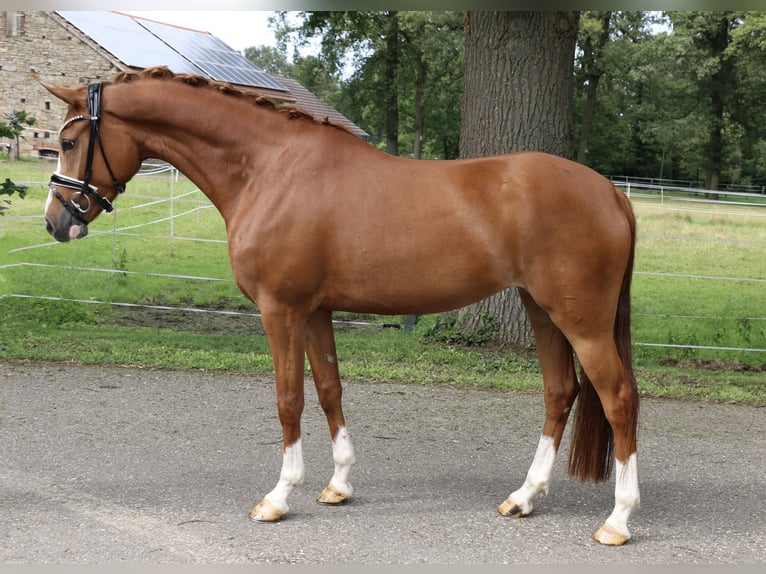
[498,289,579,518]
[305,309,355,505]
[569,335,639,545]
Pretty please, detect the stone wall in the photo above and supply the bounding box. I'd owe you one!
[0,11,123,158]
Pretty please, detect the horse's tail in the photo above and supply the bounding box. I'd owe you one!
[567,187,639,482]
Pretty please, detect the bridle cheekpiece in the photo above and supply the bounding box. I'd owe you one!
[49,82,126,225]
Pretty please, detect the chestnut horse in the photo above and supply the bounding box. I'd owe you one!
[43,67,639,545]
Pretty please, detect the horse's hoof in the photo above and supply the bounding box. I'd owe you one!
[593,523,630,546]
[498,497,530,518]
[249,499,287,523]
[316,485,351,505]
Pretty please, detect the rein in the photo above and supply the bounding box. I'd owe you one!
[49,82,126,225]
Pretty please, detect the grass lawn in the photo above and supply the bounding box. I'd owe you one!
[1,159,764,406]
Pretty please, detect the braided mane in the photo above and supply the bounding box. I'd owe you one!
[112,66,350,133]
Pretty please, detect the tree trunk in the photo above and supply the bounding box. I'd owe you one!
[413,52,426,160]
[437,11,580,347]
[577,11,612,165]
[385,11,400,156]
[704,16,730,194]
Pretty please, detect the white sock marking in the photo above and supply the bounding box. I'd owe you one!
[605,453,640,538]
[507,434,557,514]
[264,439,304,513]
[328,426,355,496]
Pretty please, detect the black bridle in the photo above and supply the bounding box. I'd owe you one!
[49,82,125,225]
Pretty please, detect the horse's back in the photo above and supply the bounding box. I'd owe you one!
[292,150,633,315]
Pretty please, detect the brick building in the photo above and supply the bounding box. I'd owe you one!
[0,11,365,159]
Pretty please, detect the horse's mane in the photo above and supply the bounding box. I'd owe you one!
[111,66,352,134]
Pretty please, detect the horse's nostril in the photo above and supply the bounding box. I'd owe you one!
[45,219,53,234]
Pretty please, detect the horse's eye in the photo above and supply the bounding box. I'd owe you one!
[61,140,76,152]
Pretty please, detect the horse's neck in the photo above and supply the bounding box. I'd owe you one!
[112,82,284,220]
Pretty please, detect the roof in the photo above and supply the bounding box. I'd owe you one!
[57,11,287,94]
[274,75,369,139]
[54,11,366,138]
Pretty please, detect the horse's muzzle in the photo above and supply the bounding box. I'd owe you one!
[45,215,88,242]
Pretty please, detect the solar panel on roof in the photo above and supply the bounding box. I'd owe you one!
[58,11,205,76]
[138,19,287,92]
[57,11,287,92]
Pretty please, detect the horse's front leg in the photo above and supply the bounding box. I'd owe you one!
[499,291,578,519]
[249,307,308,523]
[305,309,355,505]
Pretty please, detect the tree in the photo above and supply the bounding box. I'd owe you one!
[669,12,738,191]
[268,11,464,160]
[382,11,400,156]
[243,45,291,76]
[244,40,343,113]
[729,12,766,188]
[576,11,612,165]
[255,11,766,188]
[572,11,663,178]
[285,11,402,155]
[434,11,580,347]
[1,112,31,212]
[397,12,464,159]
[578,12,766,190]
[2,111,36,160]
[1,179,27,216]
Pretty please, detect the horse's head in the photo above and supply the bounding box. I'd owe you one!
[43,81,140,242]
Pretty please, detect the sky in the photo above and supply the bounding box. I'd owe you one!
[123,11,279,53]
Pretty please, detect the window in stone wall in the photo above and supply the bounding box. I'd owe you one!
[3,11,25,37]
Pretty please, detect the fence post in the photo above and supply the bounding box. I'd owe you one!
[111,207,117,267]
[170,167,175,245]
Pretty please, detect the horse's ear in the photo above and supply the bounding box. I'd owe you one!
[42,83,84,107]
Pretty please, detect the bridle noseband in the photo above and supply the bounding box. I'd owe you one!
[49,82,126,225]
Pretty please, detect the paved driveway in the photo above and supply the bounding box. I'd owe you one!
[1,361,763,563]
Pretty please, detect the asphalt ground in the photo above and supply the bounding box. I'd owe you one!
[1,361,763,564]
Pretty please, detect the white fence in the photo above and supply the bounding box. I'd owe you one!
[4,168,766,354]
[613,178,765,356]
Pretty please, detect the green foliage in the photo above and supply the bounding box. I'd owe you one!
[0,178,27,216]
[3,110,36,134]
[424,311,498,347]
[575,11,766,187]
[243,45,291,76]
[2,110,37,160]
[247,11,464,159]
[251,11,766,184]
